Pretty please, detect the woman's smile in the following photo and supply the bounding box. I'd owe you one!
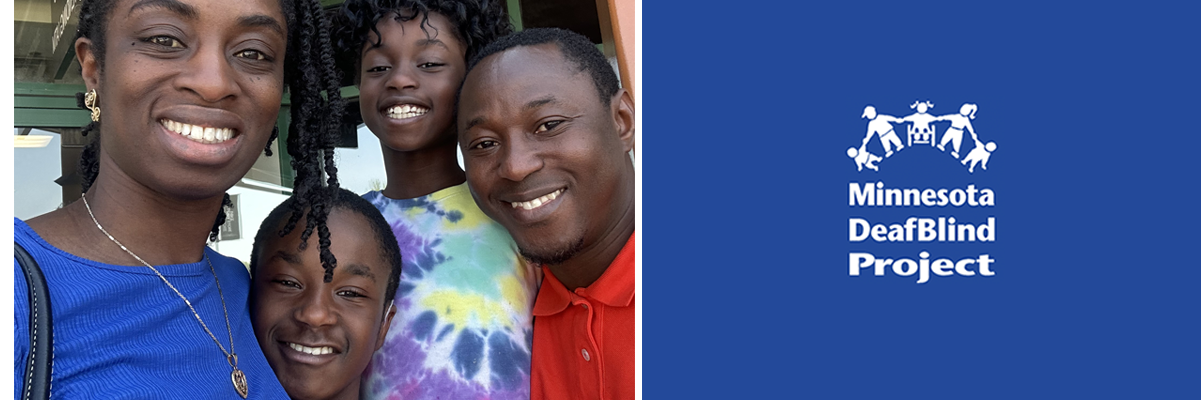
[160,119,237,144]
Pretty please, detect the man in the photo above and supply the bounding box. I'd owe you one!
[457,28,636,400]
[861,105,905,157]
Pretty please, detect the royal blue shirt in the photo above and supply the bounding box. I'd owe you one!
[14,218,289,399]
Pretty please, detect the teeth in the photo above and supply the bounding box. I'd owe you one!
[511,189,563,210]
[288,342,334,355]
[160,119,233,144]
[386,104,429,120]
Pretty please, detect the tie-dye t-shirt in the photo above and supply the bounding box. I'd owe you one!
[363,183,538,400]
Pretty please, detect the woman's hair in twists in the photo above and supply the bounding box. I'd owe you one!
[73,0,347,281]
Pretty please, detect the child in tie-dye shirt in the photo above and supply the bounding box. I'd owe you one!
[333,1,534,398]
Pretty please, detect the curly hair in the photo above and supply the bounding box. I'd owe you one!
[332,0,513,82]
[466,27,620,107]
[249,186,403,307]
[73,0,347,281]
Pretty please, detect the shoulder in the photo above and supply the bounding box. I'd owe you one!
[15,218,80,267]
[361,190,383,203]
[15,218,46,251]
[360,190,392,213]
[361,190,415,225]
[437,186,514,232]
[206,249,252,287]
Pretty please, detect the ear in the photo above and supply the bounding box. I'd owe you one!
[375,301,397,351]
[76,37,100,91]
[610,88,635,153]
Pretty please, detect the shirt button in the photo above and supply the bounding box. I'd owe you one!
[582,304,589,310]
[581,348,591,361]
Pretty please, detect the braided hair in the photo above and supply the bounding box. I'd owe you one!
[249,186,403,307]
[73,0,346,281]
[332,0,513,82]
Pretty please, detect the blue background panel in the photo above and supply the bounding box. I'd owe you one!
[644,1,1200,398]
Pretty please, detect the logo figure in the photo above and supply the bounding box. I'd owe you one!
[848,100,997,173]
[857,105,906,158]
[901,100,937,147]
[962,141,996,173]
[936,103,978,158]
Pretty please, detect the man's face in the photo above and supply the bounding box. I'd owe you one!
[251,209,395,400]
[458,44,635,265]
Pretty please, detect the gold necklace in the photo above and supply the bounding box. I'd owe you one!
[82,194,249,398]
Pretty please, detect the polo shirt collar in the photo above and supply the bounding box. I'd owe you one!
[533,232,636,316]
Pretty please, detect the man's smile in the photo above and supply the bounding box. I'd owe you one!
[509,188,564,210]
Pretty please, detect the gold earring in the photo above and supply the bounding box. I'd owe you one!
[84,88,101,122]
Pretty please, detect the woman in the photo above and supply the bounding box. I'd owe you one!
[13,0,344,397]
[937,103,979,159]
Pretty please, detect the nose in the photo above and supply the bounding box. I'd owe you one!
[293,291,337,328]
[385,63,419,91]
[498,135,543,182]
[175,43,238,103]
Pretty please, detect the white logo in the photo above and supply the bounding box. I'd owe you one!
[848,100,997,173]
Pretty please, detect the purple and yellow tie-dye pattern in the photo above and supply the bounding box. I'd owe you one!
[363,184,538,400]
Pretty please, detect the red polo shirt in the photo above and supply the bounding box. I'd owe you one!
[531,232,635,400]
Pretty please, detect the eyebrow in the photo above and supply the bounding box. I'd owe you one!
[237,14,285,35]
[128,0,282,35]
[363,37,451,57]
[128,0,197,19]
[269,251,377,282]
[523,96,559,112]
[271,250,302,265]
[416,38,450,51]
[344,264,377,282]
[463,96,560,131]
[463,115,485,131]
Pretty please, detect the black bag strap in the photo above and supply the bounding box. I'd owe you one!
[16,241,53,400]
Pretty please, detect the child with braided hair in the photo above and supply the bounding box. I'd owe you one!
[249,187,404,400]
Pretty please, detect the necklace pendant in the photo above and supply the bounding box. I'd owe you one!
[231,368,249,398]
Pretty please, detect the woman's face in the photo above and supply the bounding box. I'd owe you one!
[80,0,287,199]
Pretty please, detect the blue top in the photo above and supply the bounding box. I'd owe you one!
[13,218,289,399]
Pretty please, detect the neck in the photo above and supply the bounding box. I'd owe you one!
[76,164,224,266]
[332,380,360,400]
[379,140,465,199]
[545,194,636,291]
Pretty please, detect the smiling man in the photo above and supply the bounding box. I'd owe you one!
[458,28,636,400]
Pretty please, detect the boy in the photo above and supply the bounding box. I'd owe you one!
[250,187,403,400]
[848,145,882,171]
[333,1,537,398]
[458,28,637,400]
[962,140,997,173]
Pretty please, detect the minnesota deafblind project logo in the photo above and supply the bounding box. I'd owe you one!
[846,100,998,284]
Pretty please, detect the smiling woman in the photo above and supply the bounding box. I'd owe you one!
[13,0,344,398]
